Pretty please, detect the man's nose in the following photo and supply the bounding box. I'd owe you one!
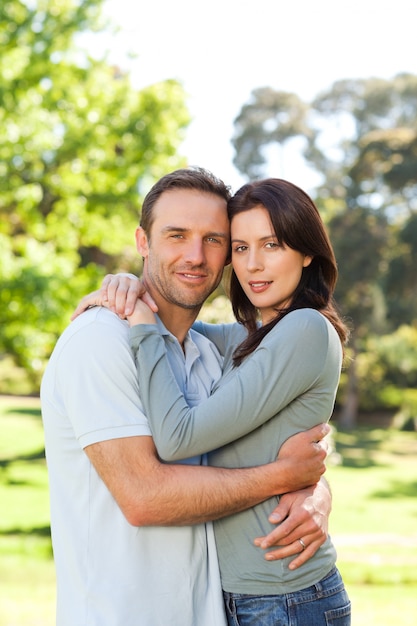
[184,239,205,264]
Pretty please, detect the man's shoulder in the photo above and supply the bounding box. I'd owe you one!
[49,307,129,364]
[63,306,127,338]
[42,307,139,411]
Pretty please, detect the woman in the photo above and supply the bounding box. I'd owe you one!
[80,178,351,624]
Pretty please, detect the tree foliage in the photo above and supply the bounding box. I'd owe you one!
[232,87,311,180]
[0,0,190,387]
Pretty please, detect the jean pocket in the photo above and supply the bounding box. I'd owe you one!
[325,600,352,625]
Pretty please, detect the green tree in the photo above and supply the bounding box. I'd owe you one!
[0,0,190,390]
[383,213,417,326]
[232,87,311,180]
[327,205,390,427]
[311,74,417,215]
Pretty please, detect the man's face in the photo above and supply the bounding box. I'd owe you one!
[137,188,230,311]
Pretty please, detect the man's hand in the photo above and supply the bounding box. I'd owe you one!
[254,479,331,570]
[275,424,329,492]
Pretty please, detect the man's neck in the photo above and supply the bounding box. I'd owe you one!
[142,274,201,347]
[156,299,200,348]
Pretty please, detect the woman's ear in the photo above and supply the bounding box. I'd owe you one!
[303,255,313,268]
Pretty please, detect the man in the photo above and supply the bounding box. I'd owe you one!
[41,167,331,626]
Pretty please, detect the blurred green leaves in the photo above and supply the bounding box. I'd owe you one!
[0,0,190,388]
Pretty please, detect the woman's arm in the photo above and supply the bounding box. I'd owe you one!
[192,320,247,357]
[132,309,341,461]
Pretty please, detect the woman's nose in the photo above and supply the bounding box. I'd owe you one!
[246,249,263,271]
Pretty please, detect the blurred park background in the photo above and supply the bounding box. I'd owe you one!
[1,0,417,624]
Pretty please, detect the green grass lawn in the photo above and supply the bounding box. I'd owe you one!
[1,395,417,625]
[325,428,417,624]
[327,428,417,579]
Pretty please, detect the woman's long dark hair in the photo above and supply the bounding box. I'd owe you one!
[227,178,349,366]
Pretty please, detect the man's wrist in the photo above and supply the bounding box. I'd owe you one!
[259,459,294,497]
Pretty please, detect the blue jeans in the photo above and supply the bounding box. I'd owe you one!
[223,566,351,625]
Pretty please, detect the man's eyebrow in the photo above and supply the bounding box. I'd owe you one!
[161,225,189,233]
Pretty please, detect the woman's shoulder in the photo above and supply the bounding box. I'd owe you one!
[279,308,328,330]
[267,308,338,347]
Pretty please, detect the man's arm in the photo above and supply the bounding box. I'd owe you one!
[84,424,329,526]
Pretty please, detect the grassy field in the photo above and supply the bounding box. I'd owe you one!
[1,395,416,625]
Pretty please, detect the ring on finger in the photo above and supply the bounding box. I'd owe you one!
[298,538,306,551]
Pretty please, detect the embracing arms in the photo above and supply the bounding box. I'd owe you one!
[84,426,329,527]
[61,310,329,528]
[70,275,333,565]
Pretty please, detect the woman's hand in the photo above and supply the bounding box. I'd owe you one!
[127,296,157,327]
[71,273,157,321]
[70,288,110,320]
[254,479,331,570]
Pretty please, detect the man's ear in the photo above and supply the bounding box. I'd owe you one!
[136,227,149,258]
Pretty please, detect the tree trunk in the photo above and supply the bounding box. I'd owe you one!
[338,345,359,430]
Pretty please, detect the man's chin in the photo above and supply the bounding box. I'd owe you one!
[158,278,220,311]
[169,296,206,311]
[167,291,211,311]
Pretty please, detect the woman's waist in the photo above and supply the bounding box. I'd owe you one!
[214,508,337,594]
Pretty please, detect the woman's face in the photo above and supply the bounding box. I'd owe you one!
[231,205,312,325]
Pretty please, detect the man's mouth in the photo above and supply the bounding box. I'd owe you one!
[177,271,207,281]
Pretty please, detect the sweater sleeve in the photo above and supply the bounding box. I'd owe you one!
[130,310,341,461]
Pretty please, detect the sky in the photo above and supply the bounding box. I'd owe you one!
[94,0,416,192]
